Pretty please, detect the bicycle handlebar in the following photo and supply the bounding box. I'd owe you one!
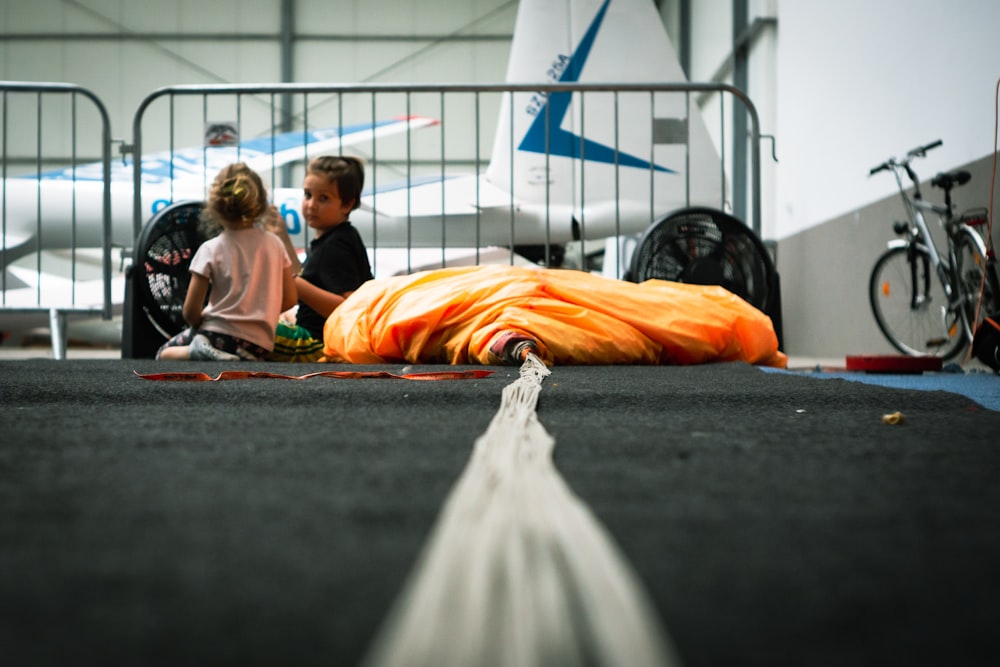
[869,162,891,176]
[907,139,942,158]
[868,139,942,176]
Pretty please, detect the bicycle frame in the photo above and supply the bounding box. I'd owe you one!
[888,162,958,303]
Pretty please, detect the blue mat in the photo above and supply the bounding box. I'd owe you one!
[760,366,1000,412]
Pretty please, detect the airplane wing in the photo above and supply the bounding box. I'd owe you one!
[361,174,515,217]
[29,116,439,187]
[342,168,662,249]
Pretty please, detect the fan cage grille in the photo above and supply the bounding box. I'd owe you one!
[630,210,772,310]
[136,202,208,337]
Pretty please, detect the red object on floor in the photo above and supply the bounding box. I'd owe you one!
[845,354,943,374]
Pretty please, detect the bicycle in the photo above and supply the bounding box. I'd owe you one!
[868,139,1000,360]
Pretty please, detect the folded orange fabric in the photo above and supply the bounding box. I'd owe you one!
[323,265,787,368]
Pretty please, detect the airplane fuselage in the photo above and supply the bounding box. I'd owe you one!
[4,173,665,257]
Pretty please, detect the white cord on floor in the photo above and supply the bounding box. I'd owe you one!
[362,353,680,667]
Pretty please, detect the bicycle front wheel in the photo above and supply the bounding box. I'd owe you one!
[869,245,967,359]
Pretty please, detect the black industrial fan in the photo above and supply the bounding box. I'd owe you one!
[625,206,783,348]
[122,200,212,358]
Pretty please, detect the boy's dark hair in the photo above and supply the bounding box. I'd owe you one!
[308,156,365,211]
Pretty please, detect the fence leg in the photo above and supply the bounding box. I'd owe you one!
[49,308,68,360]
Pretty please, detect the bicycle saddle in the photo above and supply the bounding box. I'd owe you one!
[931,170,971,191]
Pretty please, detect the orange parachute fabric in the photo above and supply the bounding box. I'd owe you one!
[323,265,787,368]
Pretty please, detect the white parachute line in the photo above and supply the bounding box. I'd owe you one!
[362,353,681,667]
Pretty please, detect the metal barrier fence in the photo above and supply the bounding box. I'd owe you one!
[0,82,114,359]
[130,82,761,278]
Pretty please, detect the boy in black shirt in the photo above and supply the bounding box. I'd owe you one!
[267,155,373,361]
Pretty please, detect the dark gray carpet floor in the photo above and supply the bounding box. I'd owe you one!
[1,359,999,666]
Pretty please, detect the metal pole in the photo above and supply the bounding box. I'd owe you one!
[732,0,748,224]
[279,0,295,188]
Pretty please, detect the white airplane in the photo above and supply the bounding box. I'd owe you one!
[0,116,439,263]
[1,0,725,352]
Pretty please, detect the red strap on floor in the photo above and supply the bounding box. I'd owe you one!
[133,369,495,382]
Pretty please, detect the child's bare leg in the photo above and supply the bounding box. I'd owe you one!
[157,345,191,360]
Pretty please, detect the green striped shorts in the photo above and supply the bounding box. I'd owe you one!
[268,322,325,363]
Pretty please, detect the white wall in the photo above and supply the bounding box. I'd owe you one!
[677,0,1000,239]
[774,0,1000,239]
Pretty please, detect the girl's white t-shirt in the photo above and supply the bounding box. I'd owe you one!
[188,226,291,351]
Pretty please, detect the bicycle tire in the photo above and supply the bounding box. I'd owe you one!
[869,244,967,359]
[953,226,999,338]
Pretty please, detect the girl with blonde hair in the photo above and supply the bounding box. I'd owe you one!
[157,163,297,361]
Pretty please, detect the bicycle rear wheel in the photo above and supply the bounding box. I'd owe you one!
[869,245,966,359]
[954,226,999,337]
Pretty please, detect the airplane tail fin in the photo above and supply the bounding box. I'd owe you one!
[485,0,724,229]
